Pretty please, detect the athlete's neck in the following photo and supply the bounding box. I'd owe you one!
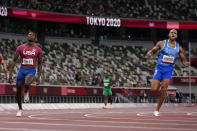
[26,42,35,47]
[168,39,176,45]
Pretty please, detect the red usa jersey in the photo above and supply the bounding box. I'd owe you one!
[16,44,42,68]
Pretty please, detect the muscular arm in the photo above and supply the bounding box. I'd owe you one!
[1,59,7,72]
[9,54,19,81]
[146,41,163,58]
[179,46,190,67]
[36,55,42,85]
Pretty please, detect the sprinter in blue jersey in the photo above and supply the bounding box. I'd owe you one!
[146,29,189,116]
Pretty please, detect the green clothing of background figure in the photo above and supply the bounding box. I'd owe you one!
[103,77,112,95]
[102,76,112,109]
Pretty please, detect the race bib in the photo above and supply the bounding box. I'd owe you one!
[162,55,174,64]
[22,58,33,65]
[104,83,109,86]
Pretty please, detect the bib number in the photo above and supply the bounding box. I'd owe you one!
[104,83,109,86]
[162,55,174,64]
[22,58,33,65]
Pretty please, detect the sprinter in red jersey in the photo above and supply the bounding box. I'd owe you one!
[9,32,42,117]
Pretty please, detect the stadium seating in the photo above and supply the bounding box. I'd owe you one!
[1,36,196,86]
[5,0,197,21]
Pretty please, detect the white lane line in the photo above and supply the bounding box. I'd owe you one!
[28,111,197,123]
[28,115,69,121]
[187,112,197,115]
[83,112,197,122]
[72,119,197,126]
[28,112,85,120]
[136,112,197,118]
[0,127,73,131]
[28,112,197,125]
[0,121,195,131]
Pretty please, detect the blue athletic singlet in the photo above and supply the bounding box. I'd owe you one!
[153,40,179,81]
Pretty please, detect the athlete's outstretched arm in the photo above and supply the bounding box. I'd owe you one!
[9,54,19,83]
[146,41,163,58]
[1,59,7,72]
[36,55,42,85]
[179,46,190,67]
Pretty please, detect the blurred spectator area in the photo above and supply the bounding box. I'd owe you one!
[0,33,197,86]
[3,0,197,21]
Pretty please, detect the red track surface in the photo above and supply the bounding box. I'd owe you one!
[0,105,197,131]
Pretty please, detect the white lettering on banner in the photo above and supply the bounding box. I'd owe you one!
[67,89,75,93]
[13,88,16,92]
[87,16,89,24]
[167,91,176,96]
[0,7,7,16]
[93,89,97,95]
[86,16,121,27]
[32,13,36,18]
[180,78,195,83]
[149,22,155,27]
[102,18,105,26]
[93,17,98,25]
[43,88,48,93]
[167,21,179,29]
[98,18,102,25]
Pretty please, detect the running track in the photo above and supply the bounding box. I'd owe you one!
[0,104,197,131]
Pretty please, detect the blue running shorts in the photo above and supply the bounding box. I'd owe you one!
[152,64,173,82]
[16,66,36,85]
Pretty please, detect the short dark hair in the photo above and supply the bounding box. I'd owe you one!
[28,31,36,35]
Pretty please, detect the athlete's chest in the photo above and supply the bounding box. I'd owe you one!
[162,46,178,56]
[160,44,178,64]
[103,78,110,83]
[21,47,37,57]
